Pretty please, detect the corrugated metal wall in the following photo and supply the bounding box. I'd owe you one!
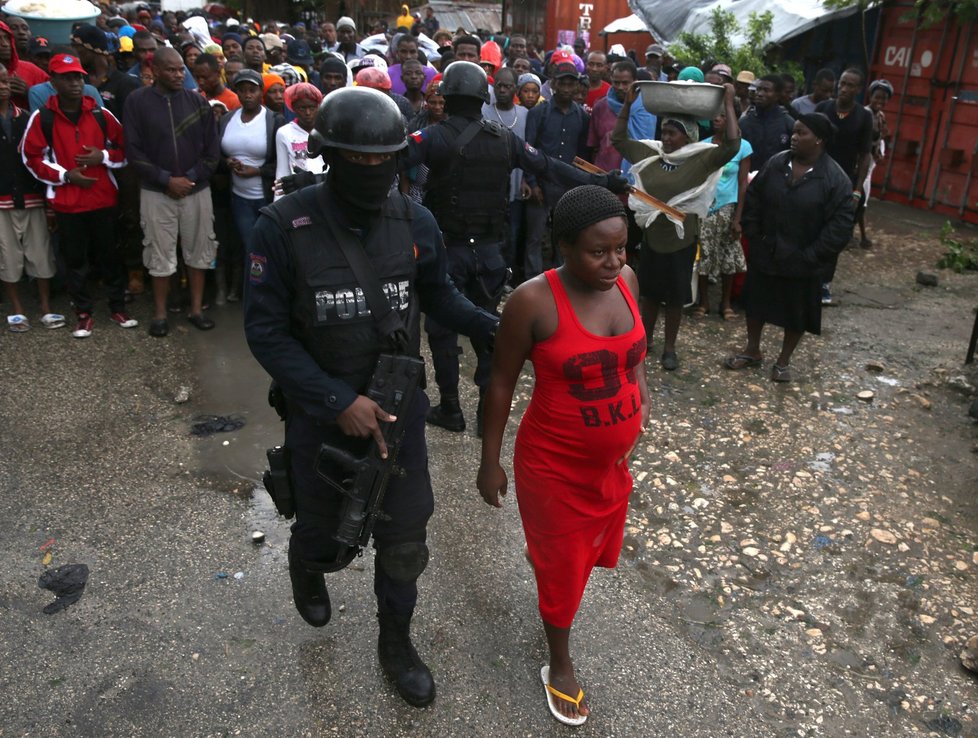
[872,1,978,222]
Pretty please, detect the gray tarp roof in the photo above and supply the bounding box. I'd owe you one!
[627,0,864,45]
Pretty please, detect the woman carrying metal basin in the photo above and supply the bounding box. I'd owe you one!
[612,80,740,371]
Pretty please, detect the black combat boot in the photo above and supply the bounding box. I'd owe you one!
[288,546,331,627]
[426,394,465,432]
[377,609,435,707]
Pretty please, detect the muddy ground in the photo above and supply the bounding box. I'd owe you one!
[604,201,978,736]
[0,200,975,737]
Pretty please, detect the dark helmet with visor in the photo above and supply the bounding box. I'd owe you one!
[308,86,407,157]
[439,60,490,103]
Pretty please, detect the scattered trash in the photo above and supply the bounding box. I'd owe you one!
[233,571,245,580]
[214,572,229,579]
[38,563,89,614]
[876,376,900,386]
[190,415,245,437]
[813,535,833,550]
[174,386,191,404]
[831,406,854,415]
[39,538,56,551]
[915,271,939,287]
[857,390,875,402]
[905,574,925,588]
[251,531,265,544]
[947,375,976,395]
[41,552,52,566]
[222,440,230,446]
[808,452,835,473]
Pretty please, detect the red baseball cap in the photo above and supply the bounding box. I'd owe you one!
[48,54,86,75]
[550,49,574,66]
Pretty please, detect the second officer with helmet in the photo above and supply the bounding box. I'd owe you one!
[402,60,628,435]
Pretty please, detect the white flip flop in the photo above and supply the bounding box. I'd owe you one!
[7,314,30,332]
[541,665,587,726]
[40,313,66,329]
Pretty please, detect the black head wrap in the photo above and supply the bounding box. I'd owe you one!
[320,56,348,77]
[797,112,836,145]
[552,185,628,245]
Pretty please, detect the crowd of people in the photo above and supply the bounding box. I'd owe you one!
[1,1,896,726]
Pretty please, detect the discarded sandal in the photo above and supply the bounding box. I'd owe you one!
[771,363,792,382]
[541,665,587,726]
[7,314,30,332]
[40,313,66,329]
[724,353,762,370]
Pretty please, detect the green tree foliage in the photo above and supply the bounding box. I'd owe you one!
[823,0,978,28]
[668,8,801,78]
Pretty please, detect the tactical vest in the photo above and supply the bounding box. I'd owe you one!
[423,118,512,240]
[260,185,421,394]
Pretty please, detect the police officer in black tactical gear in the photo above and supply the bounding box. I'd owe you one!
[243,87,498,708]
[402,61,628,436]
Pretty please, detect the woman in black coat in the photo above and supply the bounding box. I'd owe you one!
[724,113,855,382]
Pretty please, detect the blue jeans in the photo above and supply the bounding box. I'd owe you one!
[230,193,266,253]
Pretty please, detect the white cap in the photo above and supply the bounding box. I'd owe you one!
[349,54,387,72]
[337,16,356,31]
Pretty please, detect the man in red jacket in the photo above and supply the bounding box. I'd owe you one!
[21,53,135,338]
[0,20,48,109]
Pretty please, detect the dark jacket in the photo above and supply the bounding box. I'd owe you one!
[742,150,855,279]
[217,106,285,203]
[738,104,795,171]
[0,103,45,210]
[123,85,219,194]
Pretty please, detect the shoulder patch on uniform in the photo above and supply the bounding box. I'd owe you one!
[291,216,313,228]
[249,254,267,284]
[409,130,426,143]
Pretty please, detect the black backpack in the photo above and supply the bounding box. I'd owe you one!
[38,106,109,162]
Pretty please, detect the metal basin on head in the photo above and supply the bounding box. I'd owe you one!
[636,80,725,119]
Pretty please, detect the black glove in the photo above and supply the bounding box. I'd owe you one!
[277,170,317,195]
[600,170,630,194]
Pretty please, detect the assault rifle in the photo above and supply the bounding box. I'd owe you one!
[314,354,424,564]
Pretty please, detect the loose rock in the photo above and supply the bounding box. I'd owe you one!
[870,528,898,544]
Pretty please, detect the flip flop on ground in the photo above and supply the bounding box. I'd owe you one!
[724,353,763,370]
[541,665,587,726]
[40,313,66,329]
[7,314,30,332]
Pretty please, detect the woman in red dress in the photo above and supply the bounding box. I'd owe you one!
[478,185,650,725]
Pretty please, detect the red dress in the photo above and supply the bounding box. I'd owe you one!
[514,269,646,628]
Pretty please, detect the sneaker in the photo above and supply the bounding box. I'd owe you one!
[821,283,833,306]
[72,313,93,338]
[110,311,138,328]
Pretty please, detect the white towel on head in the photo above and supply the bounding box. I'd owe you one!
[628,140,722,240]
[181,16,210,50]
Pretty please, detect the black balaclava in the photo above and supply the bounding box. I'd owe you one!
[326,149,399,214]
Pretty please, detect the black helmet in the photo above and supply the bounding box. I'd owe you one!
[440,60,490,103]
[308,87,407,157]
